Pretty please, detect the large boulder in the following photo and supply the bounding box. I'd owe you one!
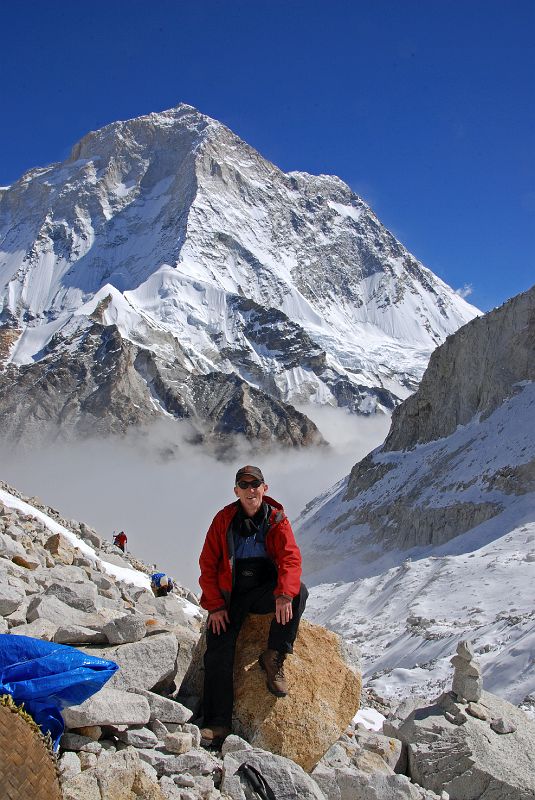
[390,689,535,799]
[182,615,361,771]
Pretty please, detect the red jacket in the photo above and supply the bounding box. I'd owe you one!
[199,497,302,613]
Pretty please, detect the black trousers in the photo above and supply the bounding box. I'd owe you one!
[203,581,308,727]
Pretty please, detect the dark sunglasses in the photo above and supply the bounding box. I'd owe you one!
[236,479,263,489]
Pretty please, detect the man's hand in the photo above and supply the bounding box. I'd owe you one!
[275,596,293,625]
[208,609,229,634]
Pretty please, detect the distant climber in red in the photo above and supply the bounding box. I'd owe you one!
[113,531,127,552]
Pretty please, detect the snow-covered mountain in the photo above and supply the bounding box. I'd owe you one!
[298,285,535,709]
[0,104,478,446]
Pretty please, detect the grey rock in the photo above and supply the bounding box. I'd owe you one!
[78,751,98,770]
[451,655,482,703]
[54,623,107,644]
[58,751,82,782]
[44,580,100,612]
[61,771,100,799]
[116,725,160,748]
[490,717,517,735]
[456,640,474,661]
[103,612,147,644]
[0,532,27,559]
[62,687,151,728]
[163,731,193,754]
[10,618,58,640]
[79,523,102,549]
[26,594,98,627]
[159,775,183,799]
[182,723,202,749]
[395,690,535,798]
[221,774,247,800]
[80,632,179,691]
[129,687,192,722]
[149,718,169,740]
[0,579,25,615]
[172,773,197,788]
[159,750,221,778]
[385,286,535,451]
[137,747,221,779]
[61,732,100,752]
[221,734,253,756]
[222,748,325,800]
[312,761,429,799]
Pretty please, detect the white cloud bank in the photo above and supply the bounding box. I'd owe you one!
[0,407,391,594]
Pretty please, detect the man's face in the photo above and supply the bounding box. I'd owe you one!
[234,474,268,517]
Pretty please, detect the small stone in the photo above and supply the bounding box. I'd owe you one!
[456,640,475,661]
[164,731,193,754]
[78,751,98,770]
[490,717,516,734]
[149,718,169,739]
[173,773,196,788]
[466,702,489,721]
[221,734,253,756]
[75,725,102,740]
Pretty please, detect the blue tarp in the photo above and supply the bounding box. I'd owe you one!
[0,634,118,749]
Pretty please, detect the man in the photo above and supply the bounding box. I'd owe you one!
[198,465,308,748]
[113,531,127,553]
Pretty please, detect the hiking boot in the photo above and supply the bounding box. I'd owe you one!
[199,725,231,748]
[259,649,288,697]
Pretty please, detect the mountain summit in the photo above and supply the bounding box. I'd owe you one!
[0,104,477,446]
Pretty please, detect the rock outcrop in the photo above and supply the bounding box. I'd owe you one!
[384,285,535,451]
[384,641,535,799]
[298,285,535,579]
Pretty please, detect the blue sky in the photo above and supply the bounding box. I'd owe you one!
[1,0,533,311]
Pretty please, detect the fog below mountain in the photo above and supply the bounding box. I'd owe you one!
[0,405,390,592]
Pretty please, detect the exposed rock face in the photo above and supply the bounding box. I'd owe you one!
[182,614,361,772]
[0,104,477,447]
[0,319,323,449]
[384,285,535,451]
[298,285,535,582]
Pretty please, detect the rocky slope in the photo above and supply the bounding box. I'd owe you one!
[297,284,535,707]
[0,479,443,800]
[0,104,478,448]
[1,480,534,799]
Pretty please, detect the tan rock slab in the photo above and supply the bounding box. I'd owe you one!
[187,614,361,772]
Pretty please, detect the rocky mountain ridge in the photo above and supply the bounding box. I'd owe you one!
[297,284,535,708]
[0,104,478,447]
